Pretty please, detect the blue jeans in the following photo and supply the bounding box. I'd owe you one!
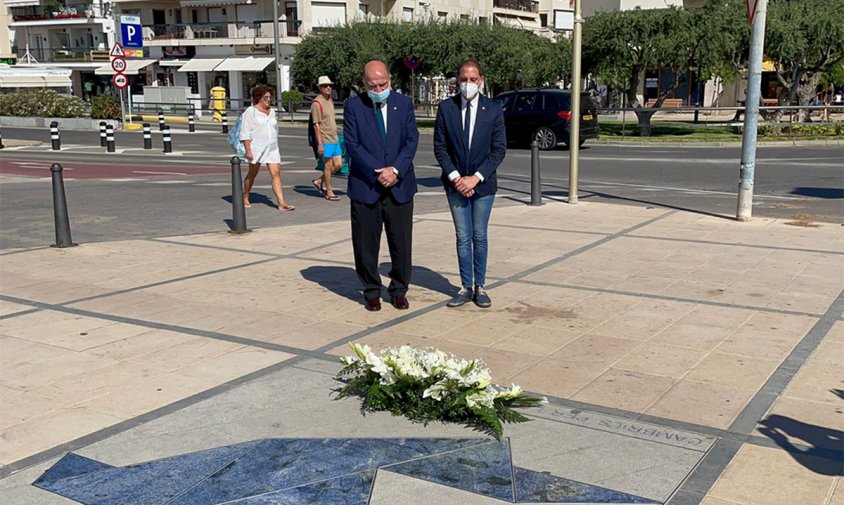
[446,187,495,289]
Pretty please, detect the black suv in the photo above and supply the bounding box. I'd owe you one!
[491,89,599,150]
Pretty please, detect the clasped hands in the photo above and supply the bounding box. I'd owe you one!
[375,167,398,188]
[452,175,478,197]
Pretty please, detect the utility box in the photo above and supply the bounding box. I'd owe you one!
[142,86,192,113]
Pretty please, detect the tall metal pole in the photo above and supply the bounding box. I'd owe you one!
[272,0,283,100]
[568,0,583,205]
[736,0,767,222]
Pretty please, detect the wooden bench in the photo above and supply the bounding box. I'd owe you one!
[645,98,683,109]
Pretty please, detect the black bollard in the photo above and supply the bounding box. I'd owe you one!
[143,123,152,149]
[162,125,172,153]
[158,109,165,131]
[530,140,542,206]
[229,156,250,234]
[221,111,228,134]
[50,121,61,150]
[106,123,115,152]
[50,163,76,248]
[188,109,195,133]
[693,102,700,124]
[0,127,4,149]
[99,121,107,147]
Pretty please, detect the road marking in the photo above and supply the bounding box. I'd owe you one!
[145,180,191,184]
[133,170,189,176]
[102,178,145,182]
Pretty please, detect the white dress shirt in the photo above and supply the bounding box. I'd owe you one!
[448,93,485,183]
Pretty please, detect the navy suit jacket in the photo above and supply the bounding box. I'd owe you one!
[433,94,506,197]
[344,92,419,205]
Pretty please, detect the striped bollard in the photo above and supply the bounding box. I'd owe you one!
[99,121,107,147]
[162,125,172,153]
[158,109,165,131]
[143,123,152,149]
[50,121,61,150]
[106,124,115,153]
[188,110,195,133]
[221,111,228,134]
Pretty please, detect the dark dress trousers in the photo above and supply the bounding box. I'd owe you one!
[344,92,419,301]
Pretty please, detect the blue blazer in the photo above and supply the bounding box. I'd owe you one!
[433,94,506,197]
[343,92,419,205]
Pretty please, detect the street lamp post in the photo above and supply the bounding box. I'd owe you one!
[272,0,283,101]
[736,0,768,221]
[568,0,583,204]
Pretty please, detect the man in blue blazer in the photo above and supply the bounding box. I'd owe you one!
[344,60,420,312]
[434,60,506,308]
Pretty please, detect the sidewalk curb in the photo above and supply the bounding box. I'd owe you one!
[591,138,843,147]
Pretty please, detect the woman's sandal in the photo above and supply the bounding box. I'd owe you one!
[311,179,325,196]
[278,203,295,211]
[325,194,340,201]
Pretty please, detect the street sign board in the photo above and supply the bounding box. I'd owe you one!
[113,74,129,89]
[110,43,125,58]
[111,57,127,73]
[120,15,143,49]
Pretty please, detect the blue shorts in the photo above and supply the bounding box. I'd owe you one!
[322,143,342,159]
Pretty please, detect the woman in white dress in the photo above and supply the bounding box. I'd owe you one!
[240,84,294,211]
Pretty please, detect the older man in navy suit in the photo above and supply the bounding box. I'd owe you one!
[344,60,420,312]
[434,60,506,308]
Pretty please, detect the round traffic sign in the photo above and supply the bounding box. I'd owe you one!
[403,56,420,70]
[112,73,129,89]
[111,57,127,73]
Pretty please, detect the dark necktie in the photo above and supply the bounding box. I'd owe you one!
[375,103,387,142]
[463,101,472,149]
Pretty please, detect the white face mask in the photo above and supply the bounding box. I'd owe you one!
[460,82,480,100]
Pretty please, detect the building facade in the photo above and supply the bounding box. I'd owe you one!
[5,0,571,103]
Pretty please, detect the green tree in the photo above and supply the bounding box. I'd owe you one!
[583,2,740,135]
[291,20,566,98]
[765,0,844,118]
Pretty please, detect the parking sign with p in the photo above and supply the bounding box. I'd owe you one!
[120,15,143,49]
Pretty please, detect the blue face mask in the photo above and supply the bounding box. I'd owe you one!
[367,88,390,103]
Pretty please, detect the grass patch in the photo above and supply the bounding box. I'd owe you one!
[599,121,742,142]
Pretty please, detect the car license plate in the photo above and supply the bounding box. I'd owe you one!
[582,114,593,121]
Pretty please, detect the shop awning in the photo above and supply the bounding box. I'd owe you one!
[214,56,273,72]
[158,59,189,68]
[95,59,157,75]
[493,13,541,30]
[0,73,71,88]
[176,57,225,72]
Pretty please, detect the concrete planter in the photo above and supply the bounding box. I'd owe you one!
[0,116,118,130]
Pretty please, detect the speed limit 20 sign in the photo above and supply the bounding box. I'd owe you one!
[112,73,129,89]
[111,57,127,73]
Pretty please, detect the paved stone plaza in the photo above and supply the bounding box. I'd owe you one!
[0,201,841,504]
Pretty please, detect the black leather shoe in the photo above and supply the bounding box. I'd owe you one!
[391,295,409,310]
[365,298,382,312]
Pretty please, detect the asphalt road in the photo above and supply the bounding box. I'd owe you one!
[1,125,841,250]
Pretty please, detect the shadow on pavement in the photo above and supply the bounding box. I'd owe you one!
[789,187,844,199]
[758,414,844,476]
[221,193,276,209]
[300,263,457,302]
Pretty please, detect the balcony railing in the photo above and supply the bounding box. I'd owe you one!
[15,47,109,62]
[142,20,302,41]
[492,0,538,13]
[12,3,106,21]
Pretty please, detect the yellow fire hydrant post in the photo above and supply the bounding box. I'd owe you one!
[210,86,227,122]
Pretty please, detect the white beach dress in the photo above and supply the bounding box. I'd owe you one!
[239,105,281,164]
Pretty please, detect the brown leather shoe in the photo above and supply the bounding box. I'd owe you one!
[365,298,381,312]
[391,295,409,310]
